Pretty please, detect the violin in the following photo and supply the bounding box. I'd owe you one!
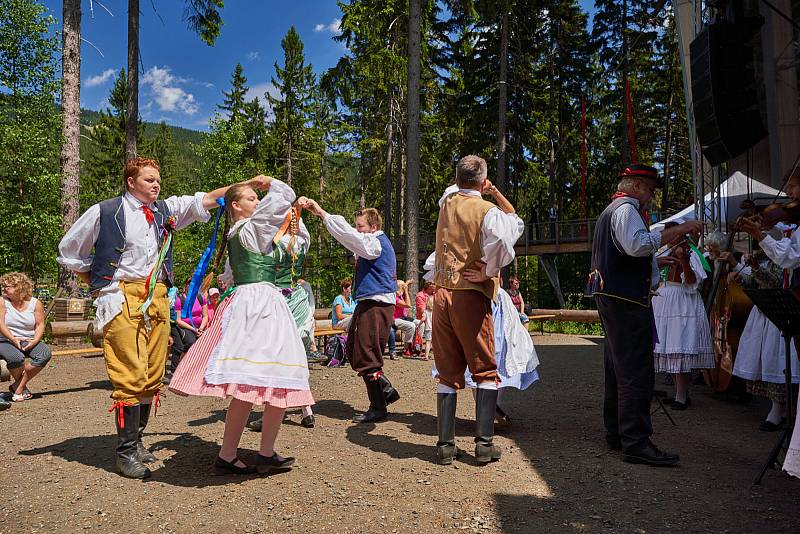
[738,199,800,230]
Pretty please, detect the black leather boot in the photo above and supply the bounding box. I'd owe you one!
[474,388,501,465]
[436,393,459,465]
[115,404,151,479]
[378,374,400,405]
[353,375,388,423]
[136,402,157,464]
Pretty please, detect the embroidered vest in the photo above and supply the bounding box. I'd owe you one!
[89,197,173,292]
[434,192,499,301]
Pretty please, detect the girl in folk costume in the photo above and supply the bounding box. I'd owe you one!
[248,207,317,431]
[723,234,800,431]
[652,221,714,410]
[169,178,313,475]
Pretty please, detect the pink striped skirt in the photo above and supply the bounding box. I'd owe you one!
[168,294,315,408]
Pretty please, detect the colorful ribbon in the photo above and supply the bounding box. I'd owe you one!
[140,221,176,328]
[182,198,226,327]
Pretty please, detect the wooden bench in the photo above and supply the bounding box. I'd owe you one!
[527,314,557,334]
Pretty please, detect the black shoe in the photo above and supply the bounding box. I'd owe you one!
[622,442,679,467]
[248,417,263,432]
[300,415,315,428]
[214,456,255,475]
[495,405,512,428]
[114,404,151,479]
[255,453,295,474]
[671,397,691,411]
[136,403,157,464]
[606,435,622,451]
[378,374,400,405]
[353,375,388,423]
[759,419,785,432]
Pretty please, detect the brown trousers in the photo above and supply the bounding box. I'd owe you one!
[432,287,497,389]
[346,300,394,376]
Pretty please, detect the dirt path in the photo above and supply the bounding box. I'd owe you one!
[1,334,797,533]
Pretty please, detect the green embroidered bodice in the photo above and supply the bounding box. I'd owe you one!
[227,234,305,287]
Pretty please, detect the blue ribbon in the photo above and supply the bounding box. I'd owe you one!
[182,197,225,326]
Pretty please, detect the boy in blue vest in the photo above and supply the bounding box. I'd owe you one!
[58,157,269,478]
[301,199,401,424]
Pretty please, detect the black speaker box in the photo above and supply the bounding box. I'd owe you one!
[690,21,766,166]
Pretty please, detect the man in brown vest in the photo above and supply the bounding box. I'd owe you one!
[432,155,523,465]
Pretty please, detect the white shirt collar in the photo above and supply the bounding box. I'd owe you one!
[124,191,157,211]
[457,188,482,197]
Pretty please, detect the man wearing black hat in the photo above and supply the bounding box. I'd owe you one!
[588,163,702,466]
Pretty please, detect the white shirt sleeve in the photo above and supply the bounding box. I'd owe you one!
[164,192,211,231]
[759,233,800,269]
[323,214,382,260]
[218,257,233,287]
[481,207,524,277]
[680,250,707,291]
[610,203,662,257]
[236,179,296,253]
[57,204,101,272]
[423,252,436,282]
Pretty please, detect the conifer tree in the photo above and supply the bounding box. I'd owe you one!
[218,62,249,121]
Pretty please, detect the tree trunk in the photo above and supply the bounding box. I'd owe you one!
[496,10,509,193]
[126,0,139,160]
[394,137,402,240]
[287,136,293,186]
[384,94,395,240]
[59,0,81,295]
[405,0,421,293]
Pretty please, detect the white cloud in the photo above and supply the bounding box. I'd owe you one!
[246,82,280,110]
[314,18,341,35]
[140,66,198,115]
[247,51,260,61]
[84,68,116,88]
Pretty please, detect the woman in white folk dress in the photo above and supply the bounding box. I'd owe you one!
[169,177,312,475]
[652,222,714,410]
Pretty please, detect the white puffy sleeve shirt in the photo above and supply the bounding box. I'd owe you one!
[57,192,211,329]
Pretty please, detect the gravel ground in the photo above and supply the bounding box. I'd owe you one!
[1,333,797,533]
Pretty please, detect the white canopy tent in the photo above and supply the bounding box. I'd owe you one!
[651,171,786,230]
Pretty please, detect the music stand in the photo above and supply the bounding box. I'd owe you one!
[744,288,800,484]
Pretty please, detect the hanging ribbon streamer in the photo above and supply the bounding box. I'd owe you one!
[182,197,226,327]
[689,242,712,272]
[140,217,177,329]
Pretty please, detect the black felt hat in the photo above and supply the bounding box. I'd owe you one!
[618,163,663,187]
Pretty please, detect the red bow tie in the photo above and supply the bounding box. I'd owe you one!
[141,205,155,224]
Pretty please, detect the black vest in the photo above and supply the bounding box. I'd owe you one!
[89,196,173,292]
[587,197,653,307]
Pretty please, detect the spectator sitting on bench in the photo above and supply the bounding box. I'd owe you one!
[331,278,356,331]
[393,280,418,358]
[0,272,52,402]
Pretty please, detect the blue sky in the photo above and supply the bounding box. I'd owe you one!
[41,0,596,131]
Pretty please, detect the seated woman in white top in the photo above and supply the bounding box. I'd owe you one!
[0,272,51,402]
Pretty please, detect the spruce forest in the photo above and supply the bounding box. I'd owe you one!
[0,0,693,309]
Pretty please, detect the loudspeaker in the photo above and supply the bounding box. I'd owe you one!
[690,21,766,166]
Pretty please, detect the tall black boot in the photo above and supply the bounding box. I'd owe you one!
[436,393,459,465]
[474,388,501,465]
[353,375,388,423]
[136,403,157,464]
[378,374,400,405]
[115,404,151,479]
